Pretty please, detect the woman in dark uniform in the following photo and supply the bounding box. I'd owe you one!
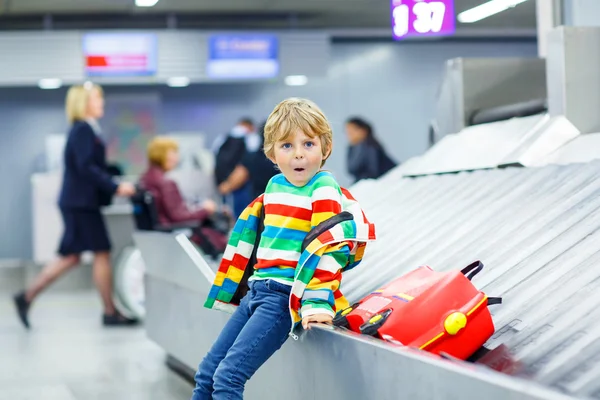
[345,117,397,182]
[13,83,137,328]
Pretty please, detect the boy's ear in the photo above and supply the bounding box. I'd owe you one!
[323,143,332,160]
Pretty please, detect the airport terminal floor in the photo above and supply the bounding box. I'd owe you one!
[0,291,190,400]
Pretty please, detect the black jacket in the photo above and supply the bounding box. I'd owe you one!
[241,149,278,198]
[215,135,247,185]
[59,121,118,210]
[347,140,397,182]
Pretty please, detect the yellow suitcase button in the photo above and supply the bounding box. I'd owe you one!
[342,307,353,316]
[444,312,467,335]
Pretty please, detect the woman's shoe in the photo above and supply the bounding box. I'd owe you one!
[102,312,139,327]
[13,292,30,329]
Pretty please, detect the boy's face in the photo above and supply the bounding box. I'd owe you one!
[269,129,330,187]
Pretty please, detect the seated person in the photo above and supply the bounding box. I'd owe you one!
[139,137,228,258]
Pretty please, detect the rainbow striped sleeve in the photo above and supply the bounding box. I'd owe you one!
[204,196,263,309]
[300,174,350,318]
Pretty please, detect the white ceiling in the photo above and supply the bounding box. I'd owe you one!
[0,0,537,31]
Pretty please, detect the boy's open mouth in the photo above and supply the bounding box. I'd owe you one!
[294,168,305,172]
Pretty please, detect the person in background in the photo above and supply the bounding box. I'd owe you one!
[243,120,261,153]
[214,118,254,218]
[217,121,278,199]
[13,83,138,329]
[139,137,228,257]
[345,117,397,182]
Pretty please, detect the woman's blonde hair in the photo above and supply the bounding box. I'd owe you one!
[263,98,333,166]
[147,137,179,169]
[65,83,103,124]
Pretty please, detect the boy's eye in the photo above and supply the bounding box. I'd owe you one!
[281,143,292,149]
[304,141,314,148]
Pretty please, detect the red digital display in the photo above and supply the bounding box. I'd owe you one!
[83,33,157,77]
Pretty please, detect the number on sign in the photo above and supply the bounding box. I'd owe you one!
[392,4,410,37]
[413,1,447,34]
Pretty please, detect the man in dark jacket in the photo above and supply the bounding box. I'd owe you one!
[214,118,254,218]
[217,121,278,201]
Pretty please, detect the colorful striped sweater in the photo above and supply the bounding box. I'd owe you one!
[205,171,376,331]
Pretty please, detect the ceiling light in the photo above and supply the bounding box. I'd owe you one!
[167,77,190,87]
[457,0,529,23]
[284,75,308,86]
[135,0,159,7]
[38,78,62,89]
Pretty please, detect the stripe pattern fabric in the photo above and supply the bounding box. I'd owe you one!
[205,171,376,327]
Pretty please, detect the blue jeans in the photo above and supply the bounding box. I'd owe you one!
[191,279,292,400]
[224,183,252,220]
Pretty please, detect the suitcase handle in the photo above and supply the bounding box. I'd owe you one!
[487,297,502,305]
[461,261,484,280]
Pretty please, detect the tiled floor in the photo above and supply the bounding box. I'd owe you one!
[0,291,192,400]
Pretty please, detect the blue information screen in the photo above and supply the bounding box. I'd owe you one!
[207,34,279,79]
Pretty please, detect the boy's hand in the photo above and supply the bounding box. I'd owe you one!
[302,314,333,330]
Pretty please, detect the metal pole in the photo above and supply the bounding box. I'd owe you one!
[537,0,563,57]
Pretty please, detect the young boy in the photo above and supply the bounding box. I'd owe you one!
[191,98,376,400]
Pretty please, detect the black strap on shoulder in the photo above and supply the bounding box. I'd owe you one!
[230,207,265,305]
[300,211,354,253]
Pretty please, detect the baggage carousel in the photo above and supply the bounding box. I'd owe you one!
[135,160,600,400]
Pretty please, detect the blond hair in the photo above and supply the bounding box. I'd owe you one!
[65,83,103,124]
[147,137,179,169]
[263,98,333,166]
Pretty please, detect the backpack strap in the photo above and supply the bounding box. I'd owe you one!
[300,211,354,253]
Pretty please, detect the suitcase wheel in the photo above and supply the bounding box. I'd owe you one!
[333,303,360,328]
[359,309,392,337]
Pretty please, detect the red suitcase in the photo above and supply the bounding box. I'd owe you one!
[333,261,501,360]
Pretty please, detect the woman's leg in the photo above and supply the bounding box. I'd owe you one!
[13,254,81,328]
[92,251,116,315]
[25,254,81,302]
[192,292,253,400]
[211,280,292,400]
